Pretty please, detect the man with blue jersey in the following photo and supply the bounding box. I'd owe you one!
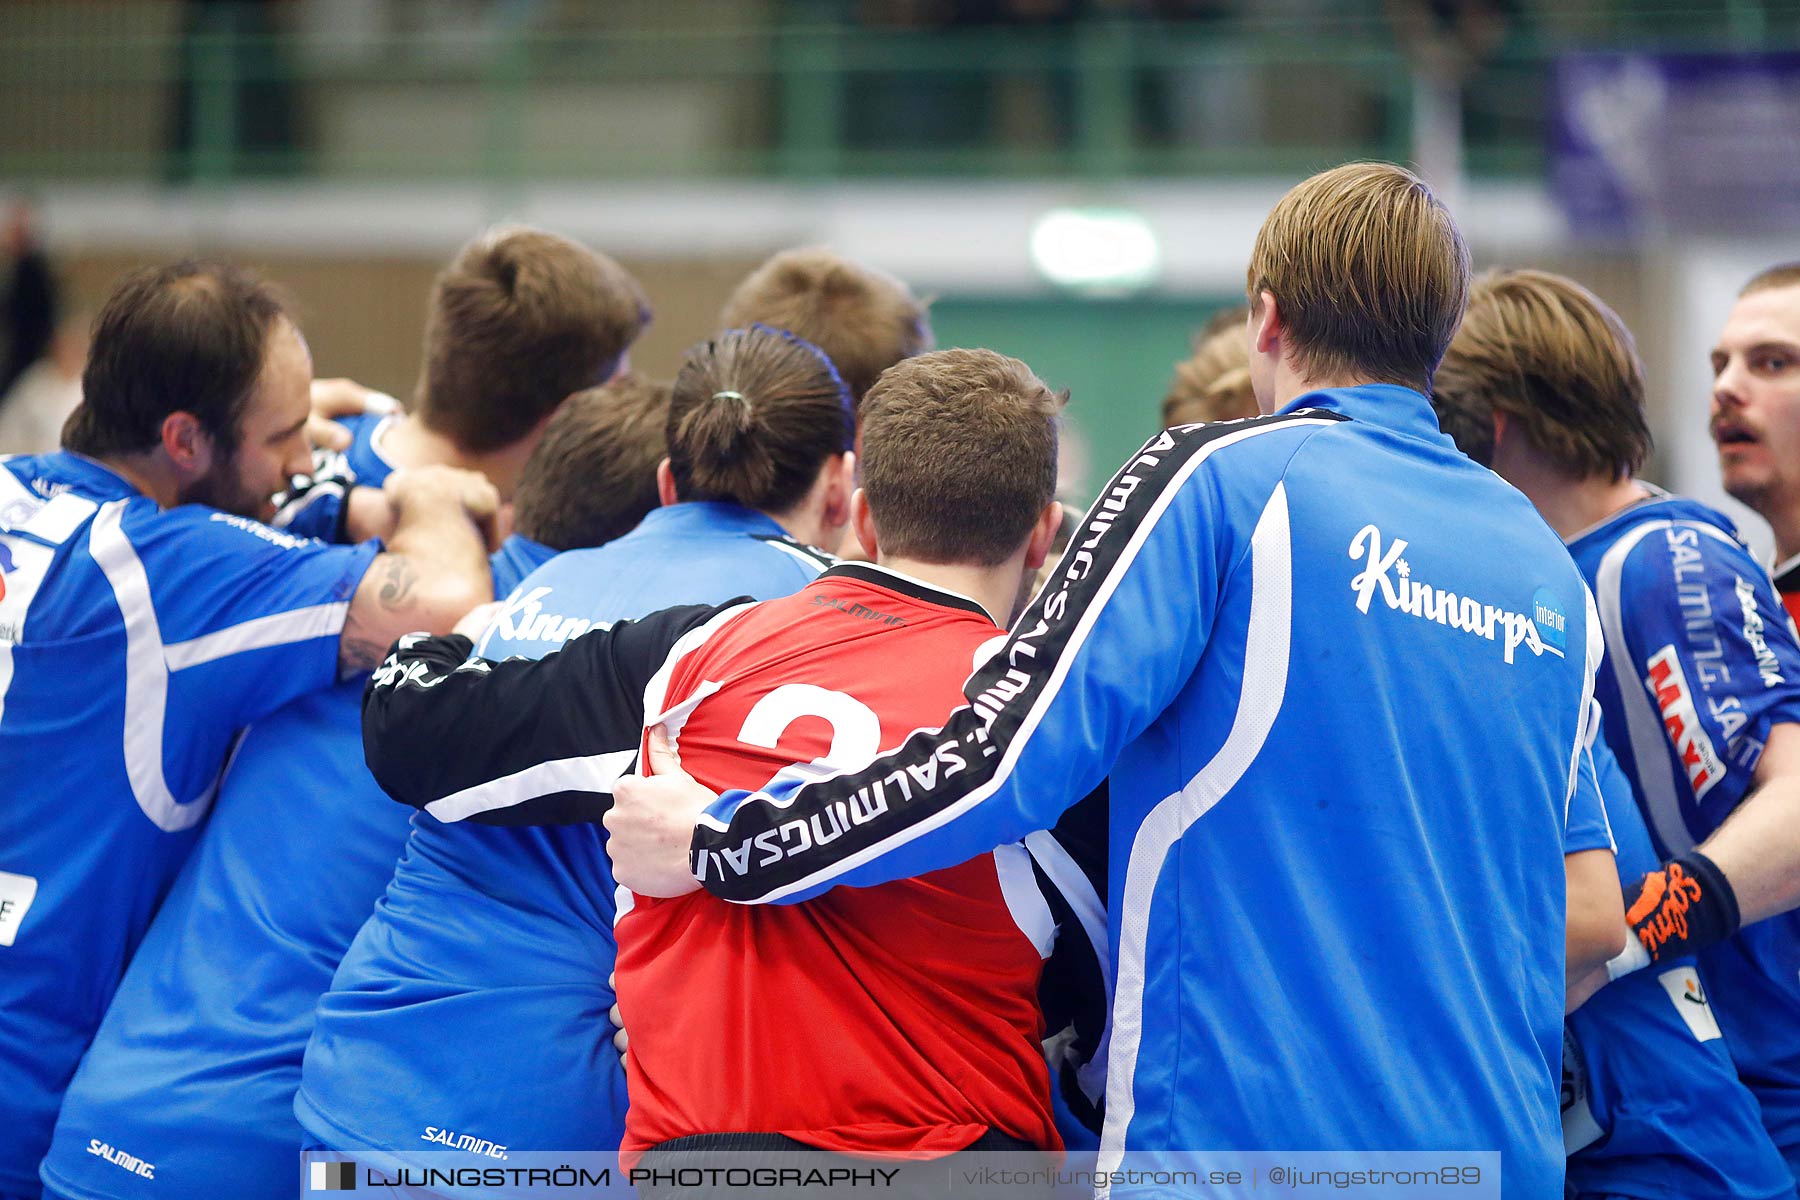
[296,325,854,1185]
[601,163,1601,1196]
[1434,267,1800,1196]
[0,260,497,1200]
[34,231,655,1200]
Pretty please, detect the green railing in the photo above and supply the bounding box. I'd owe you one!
[1,2,1796,185]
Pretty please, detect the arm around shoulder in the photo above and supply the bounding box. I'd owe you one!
[339,466,497,674]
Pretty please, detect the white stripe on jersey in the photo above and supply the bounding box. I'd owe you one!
[1097,481,1294,1176]
[1594,519,1740,856]
[423,749,639,823]
[991,842,1057,959]
[88,501,219,832]
[1026,827,1113,1105]
[759,537,835,574]
[164,602,350,670]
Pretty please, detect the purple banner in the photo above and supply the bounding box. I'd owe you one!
[1552,52,1800,235]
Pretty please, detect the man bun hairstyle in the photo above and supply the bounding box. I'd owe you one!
[513,374,670,552]
[65,259,287,458]
[1247,162,1470,394]
[858,348,1061,567]
[416,226,651,453]
[1433,268,1651,480]
[667,324,853,516]
[720,248,932,407]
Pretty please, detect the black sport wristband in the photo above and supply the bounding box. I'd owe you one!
[1622,850,1740,966]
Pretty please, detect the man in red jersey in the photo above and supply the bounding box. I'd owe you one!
[359,349,1104,1187]
[617,348,1068,1175]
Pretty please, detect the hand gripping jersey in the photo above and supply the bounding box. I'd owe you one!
[0,452,376,1200]
[1564,733,1796,1200]
[294,502,833,1178]
[673,388,1602,1197]
[35,530,552,1200]
[1567,489,1800,1177]
[617,563,1061,1164]
[272,412,398,544]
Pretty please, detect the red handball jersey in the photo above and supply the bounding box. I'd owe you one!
[1774,554,1800,632]
[615,563,1060,1163]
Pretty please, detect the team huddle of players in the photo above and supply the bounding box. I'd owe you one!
[0,162,1798,1200]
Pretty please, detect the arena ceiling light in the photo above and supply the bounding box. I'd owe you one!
[1029,207,1161,294]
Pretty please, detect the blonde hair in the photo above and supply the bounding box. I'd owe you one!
[1433,268,1650,480]
[1741,262,1800,298]
[1163,319,1256,427]
[1246,162,1469,393]
[721,248,932,406]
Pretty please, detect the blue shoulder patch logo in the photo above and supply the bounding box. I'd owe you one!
[1532,587,1566,651]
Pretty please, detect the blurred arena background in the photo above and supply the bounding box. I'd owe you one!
[2,0,1797,525]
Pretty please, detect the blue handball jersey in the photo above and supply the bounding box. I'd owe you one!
[295,502,830,1176]
[0,452,377,1200]
[1567,489,1800,1176]
[1565,735,1796,1200]
[688,388,1602,1199]
[272,412,398,544]
[35,522,551,1200]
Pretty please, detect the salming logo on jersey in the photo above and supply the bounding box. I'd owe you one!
[1645,645,1724,800]
[1348,524,1565,665]
[86,1139,154,1180]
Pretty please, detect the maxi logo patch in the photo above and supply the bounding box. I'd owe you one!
[1645,645,1725,799]
[0,540,13,603]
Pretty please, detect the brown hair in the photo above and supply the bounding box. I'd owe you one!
[415,226,651,453]
[858,348,1060,566]
[1163,317,1256,428]
[1432,268,1651,480]
[513,374,669,552]
[720,248,932,406]
[66,260,288,458]
[667,325,853,515]
[1246,162,1469,394]
[1741,263,1800,298]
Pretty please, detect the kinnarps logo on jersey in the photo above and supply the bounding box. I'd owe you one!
[1349,525,1566,665]
[480,586,606,649]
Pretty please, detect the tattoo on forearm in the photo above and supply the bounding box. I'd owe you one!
[377,556,418,610]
